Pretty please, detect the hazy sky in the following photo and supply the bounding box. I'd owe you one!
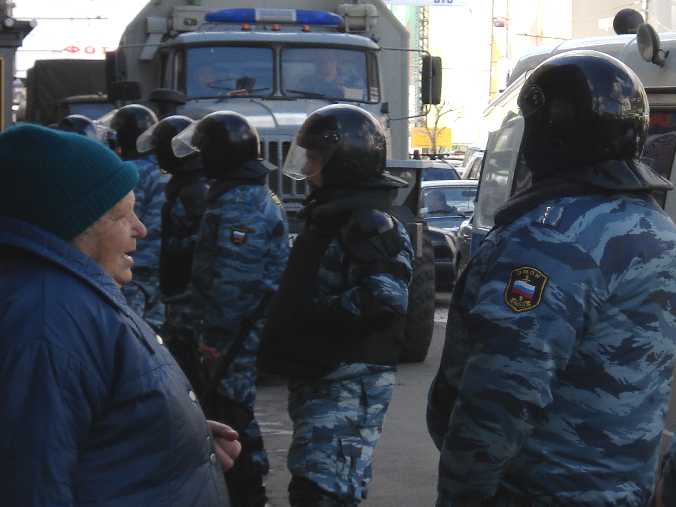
[14,0,148,76]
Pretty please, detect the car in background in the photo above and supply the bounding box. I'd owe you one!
[396,159,460,182]
[460,150,484,179]
[420,179,478,290]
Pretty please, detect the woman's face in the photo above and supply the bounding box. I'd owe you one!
[72,192,147,285]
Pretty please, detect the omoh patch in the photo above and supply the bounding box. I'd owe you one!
[230,225,254,245]
[504,266,549,312]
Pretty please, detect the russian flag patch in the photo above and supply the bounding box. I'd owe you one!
[504,266,548,312]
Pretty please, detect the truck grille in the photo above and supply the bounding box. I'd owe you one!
[262,139,307,203]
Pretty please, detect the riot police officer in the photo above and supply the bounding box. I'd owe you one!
[260,104,414,506]
[110,104,168,332]
[56,114,99,140]
[136,115,208,387]
[427,50,676,506]
[172,110,289,507]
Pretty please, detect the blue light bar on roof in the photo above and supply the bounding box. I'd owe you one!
[205,8,343,26]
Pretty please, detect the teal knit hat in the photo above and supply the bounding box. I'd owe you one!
[0,124,139,241]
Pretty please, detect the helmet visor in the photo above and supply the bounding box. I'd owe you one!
[136,122,160,154]
[93,123,116,145]
[282,140,336,181]
[171,122,200,158]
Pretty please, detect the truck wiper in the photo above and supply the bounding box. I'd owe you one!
[285,89,329,99]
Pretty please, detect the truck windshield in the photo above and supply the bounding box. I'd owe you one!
[281,48,372,102]
[185,47,274,98]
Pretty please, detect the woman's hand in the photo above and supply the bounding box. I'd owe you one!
[207,420,242,471]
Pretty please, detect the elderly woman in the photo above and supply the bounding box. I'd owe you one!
[0,124,239,507]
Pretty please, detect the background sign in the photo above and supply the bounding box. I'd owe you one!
[411,126,452,149]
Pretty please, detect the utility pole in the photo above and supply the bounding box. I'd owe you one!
[417,5,429,127]
[0,1,35,129]
[488,0,495,101]
[644,0,650,23]
[0,1,13,17]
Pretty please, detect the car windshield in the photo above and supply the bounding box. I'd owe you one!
[185,47,274,98]
[422,167,460,181]
[422,186,477,217]
[281,47,371,102]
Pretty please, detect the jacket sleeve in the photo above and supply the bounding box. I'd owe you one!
[435,227,605,502]
[314,220,414,328]
[192,204,271,355]
[0,339,93,506]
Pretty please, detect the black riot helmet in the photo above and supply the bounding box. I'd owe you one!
[172,110,260,179]
[518,50,649,172]
[283,104,403,188]
[136,115,195,173]
[57,114,98,140]
[109,104,158,160]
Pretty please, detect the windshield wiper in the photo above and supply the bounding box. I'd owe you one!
[285,89,329,99]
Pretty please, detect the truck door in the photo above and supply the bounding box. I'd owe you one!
[471,76,527,255]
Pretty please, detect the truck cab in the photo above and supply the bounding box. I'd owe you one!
[158,22,385,211]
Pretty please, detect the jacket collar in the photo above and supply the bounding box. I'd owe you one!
[0,216,131,312]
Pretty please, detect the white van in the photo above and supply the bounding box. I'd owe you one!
[469,14,676,256]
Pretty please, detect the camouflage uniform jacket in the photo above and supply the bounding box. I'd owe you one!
[122,155,169,330]
[428,193,676,506]
[191,182,289,359]
[311,217,414,368]
[132,155,169,270]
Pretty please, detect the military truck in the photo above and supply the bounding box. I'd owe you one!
[108,0,442,362]
[24,59,113,125]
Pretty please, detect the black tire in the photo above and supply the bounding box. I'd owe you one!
[400,235,436,363]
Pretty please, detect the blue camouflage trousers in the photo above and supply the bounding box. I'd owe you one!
[215,321,269,477]
[287,363,395,502]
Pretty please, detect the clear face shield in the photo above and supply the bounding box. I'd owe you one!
[171,122,200,159]
[282,139,337,182]
[136,122,159,154]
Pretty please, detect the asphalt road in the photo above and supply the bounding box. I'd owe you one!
[256,295,451,507]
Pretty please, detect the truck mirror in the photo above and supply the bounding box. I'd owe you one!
[108,81,142,102]
[613,9,644,35]
[149,88,187,118]
[422,55,442,105]
[637,23,669,67]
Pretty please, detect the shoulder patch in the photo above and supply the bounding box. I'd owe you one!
[535,205,565,228]
[231,225,255,245]
[504,266,549,312]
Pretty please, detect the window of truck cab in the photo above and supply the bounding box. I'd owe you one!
[180,46,274,98]
[280,47,379,103]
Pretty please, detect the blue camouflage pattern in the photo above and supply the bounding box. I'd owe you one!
[122,155,169,331]
[192,184,289,476]
[162,178,208,337]
[427,193,676,506]
[288,219,413,502]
